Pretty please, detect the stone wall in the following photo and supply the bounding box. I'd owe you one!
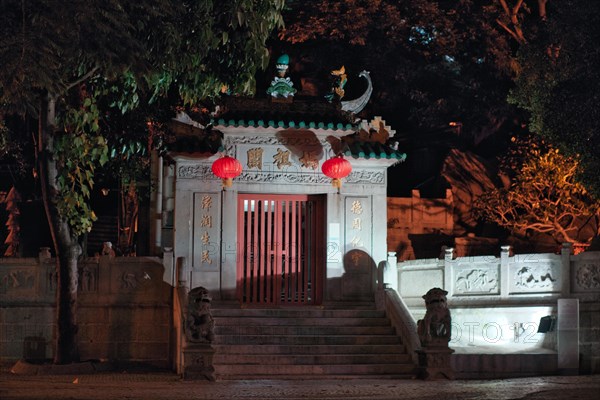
[390,244,600,374]
[0,253,173,367]
[387,189,454,260]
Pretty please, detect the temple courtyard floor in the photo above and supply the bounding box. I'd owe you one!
[1,372,599,400]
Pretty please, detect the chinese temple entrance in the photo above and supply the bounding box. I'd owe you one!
[237,194,325,306]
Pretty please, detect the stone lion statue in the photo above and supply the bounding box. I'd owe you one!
[417,287,451,347]
[185,287,214,343]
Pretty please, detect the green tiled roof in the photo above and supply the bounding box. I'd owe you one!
[214,118,355,131]
[211,97,357,131]
[343,141,407,160]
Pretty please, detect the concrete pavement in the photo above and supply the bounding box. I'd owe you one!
[1,372,599,400]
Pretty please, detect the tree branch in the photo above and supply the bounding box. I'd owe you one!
[63,67,99,92]
[495,18,524,43]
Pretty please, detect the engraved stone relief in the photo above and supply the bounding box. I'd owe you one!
[177,164,213,179]
[455,267,498,294]
[575,263,600,291]
[514,263,558,290]
[119,271,152,290]
[346,170,385,184]
[224,135,328,147]
[78,264,98,292]
[0,269,35,292]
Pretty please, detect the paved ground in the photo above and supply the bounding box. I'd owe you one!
[1,372,599,400]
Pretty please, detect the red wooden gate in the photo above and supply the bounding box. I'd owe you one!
[237,194,324,306]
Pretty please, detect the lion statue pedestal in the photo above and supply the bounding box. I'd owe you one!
[182,287,215,381]
[416,287,455,380]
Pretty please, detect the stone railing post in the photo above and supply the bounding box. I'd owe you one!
[443,247,454,293]
[38,247,52,262]
[385,252,398,292]
[177,256,188,288]
[500,245,511,298]
[162,247,174,286]
[560,243,572,297]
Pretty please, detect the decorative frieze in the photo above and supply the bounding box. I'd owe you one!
[0,269,35,293]
[224,135,328,147]
[177,162,385,185]
[510,262,561,294]
[454,266,499,295]
[573,263,600,292]
[177,164,213,179]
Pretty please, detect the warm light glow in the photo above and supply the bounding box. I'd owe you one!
[211,155,243,188]
[321,154,352,189]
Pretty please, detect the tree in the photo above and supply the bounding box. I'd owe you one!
[277,0,521,143]
[508,0,600,197]
[0,0,284,364]
[474,136,600,245]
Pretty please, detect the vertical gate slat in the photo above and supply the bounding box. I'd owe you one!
[266,200,273,304]
[279,200,290,303]
[253,200,261,303]
[275,200,284,304]
[258,200,266,304]
[245,200,252,303]
[302,202,309,303]
[290,200,297,303]
[236,199,245,302]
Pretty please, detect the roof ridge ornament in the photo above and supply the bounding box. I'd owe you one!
[341,70,372,115]
[267,53,297,101]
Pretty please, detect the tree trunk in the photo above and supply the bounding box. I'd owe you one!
[39,93,81,364]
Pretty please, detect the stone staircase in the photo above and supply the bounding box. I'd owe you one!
[211,303,416,380]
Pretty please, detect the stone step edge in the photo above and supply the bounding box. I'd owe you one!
[215,374,416,380]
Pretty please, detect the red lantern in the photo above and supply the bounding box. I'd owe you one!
[211,155,242,188]
[321,154,352,189]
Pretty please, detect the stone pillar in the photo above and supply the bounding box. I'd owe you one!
[177,257,188,289]
[561,243,572,296]
[443,247,453,294]
[558,298,579,375]
[385,252,398,292]
[500,245,511,298]
[162,247,174,286]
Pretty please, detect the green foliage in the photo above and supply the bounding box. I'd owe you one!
[55,96,108,237]
[0,0,284,240]
[509,0,600,197]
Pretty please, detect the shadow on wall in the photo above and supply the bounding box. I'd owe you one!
[338,249,376,302]
[407,234,454,259]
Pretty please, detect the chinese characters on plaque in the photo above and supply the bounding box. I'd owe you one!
[194,193,219,269]
[345,197,371,266]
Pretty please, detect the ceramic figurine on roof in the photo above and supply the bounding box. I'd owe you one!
[325,66,348,102]
[266,54,297,101]
[326,68,373,115]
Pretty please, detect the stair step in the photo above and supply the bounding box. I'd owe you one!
[215,363,416,376]
[213,317,391,326]
[214,335,401,346]
[210,303,417,380]
[213,353,412,365]
[213,344,406,355]
[217,374,415,380]
[212,308,385,318]
[214,325,395,336]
